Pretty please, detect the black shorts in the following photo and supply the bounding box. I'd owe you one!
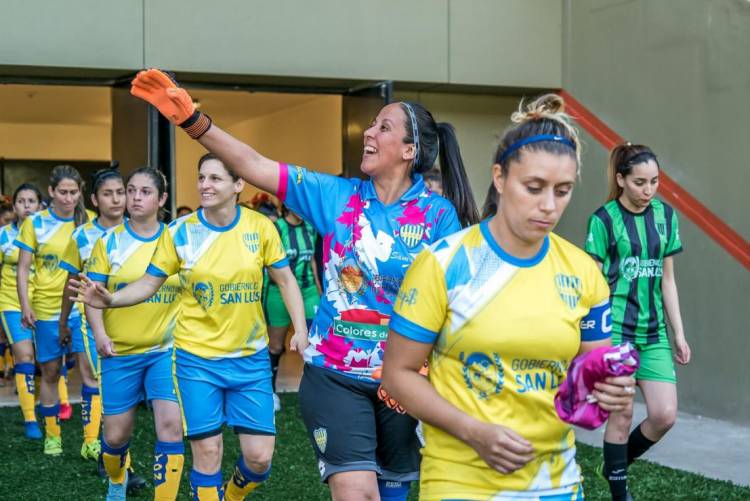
[298,363,421,483]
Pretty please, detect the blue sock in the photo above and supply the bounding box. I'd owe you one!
[190,469,224,500]
[377,479,410,501]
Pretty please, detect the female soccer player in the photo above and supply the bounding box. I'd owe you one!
[15,165,91,455]
[265,205,321,410]
[0,184,42,438]
[72,155,307,500]
[129,68,478,501]
[80,167,183,500]
[382,94,636,501]
[585,143,690,501]
[59,168,125,461]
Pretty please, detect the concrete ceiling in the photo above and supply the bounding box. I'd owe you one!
[0,84,327,127]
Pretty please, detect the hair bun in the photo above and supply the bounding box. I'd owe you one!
[511,93,565,124]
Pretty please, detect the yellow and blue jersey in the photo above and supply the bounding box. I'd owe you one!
[391,221,611,499]
[14,209,88,321]
[87,221,181,356]
[147,206,287,359]
[60,218,108,275]
[0,222,33,312]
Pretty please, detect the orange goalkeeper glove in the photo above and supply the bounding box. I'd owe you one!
[130,69,212,139]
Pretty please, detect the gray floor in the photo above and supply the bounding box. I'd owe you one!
[575,402,750,487]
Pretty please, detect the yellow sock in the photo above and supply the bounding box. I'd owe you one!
[81,385,102,443]
[224,459,270,501]
[154,441,185,500]
[14,362,36,422]
[40,404,61,438]
[190,470,223,501]
[102,441,129,484]
[57,374,69,406]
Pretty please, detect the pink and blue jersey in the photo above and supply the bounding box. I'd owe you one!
[276,163,461,381]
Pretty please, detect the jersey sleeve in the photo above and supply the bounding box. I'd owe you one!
[275,163,352,235]
[579,259,612,342]
[147,226,180,278]
[59,235,82,274]
[14,216,37,254]
[665,209,683,257]
[261,218,288,269]
[584,214,609,263]
[86,237,111,285]
[390,250,448,344]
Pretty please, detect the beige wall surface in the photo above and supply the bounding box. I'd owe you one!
[175,92,341,209]
[0,0,143,70]
[561,0,750,424]
[2,0,563,89]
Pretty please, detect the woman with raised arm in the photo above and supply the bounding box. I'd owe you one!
[73,155,307,501]
[129,68,478,501]
[382,95,636,500]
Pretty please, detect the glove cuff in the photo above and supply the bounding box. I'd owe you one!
[180,111,212,140]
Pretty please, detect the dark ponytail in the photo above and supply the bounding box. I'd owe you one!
[480,183,498,220]
[436,123,479,226]
[50,165,88,227]
[607,143,658,202]
[399,101,479,227]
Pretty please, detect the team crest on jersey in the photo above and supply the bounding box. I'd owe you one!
[399,224,425,249]
[243,232,260,253]
[460,352,504,400]
[620,256,640,281]
[656,221,667,236]
[41,254,59,271]
[313,427,327,453]
[193,282,214,311]
[554,273,582,310]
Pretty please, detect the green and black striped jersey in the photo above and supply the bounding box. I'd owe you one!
[269,217,318,290]
[585,199,682,345]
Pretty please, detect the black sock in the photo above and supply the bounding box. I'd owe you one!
[603,441,628,501]
[627,423,656,465]
[269,351,282,392]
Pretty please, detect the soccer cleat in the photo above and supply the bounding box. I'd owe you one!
[106,470,128,501]
[44,436,63,456]
[126,468,146,495]
[81,439,102,461]
[273,393,281,412]
[24,421,43,440]
[58,402,73,421]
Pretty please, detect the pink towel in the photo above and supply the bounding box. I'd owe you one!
[555,343,639,430]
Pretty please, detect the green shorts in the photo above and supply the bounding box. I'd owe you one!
[265,284,319,327]
[615,337,676,384]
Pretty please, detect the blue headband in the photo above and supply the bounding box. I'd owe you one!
[498,134,576,164]
[401,102,421,168]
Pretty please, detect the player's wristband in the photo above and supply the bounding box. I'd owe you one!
[180,111,212,140]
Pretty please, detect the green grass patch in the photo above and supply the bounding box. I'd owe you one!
[0,395,746,500]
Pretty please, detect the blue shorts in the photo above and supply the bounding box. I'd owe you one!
[70,316,89,354]
[34,317,81,363]
[100,349,177,415]
[75,322,99,376]
[1,310,33,345]
[174,348,275,439]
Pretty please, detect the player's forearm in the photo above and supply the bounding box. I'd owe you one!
[276,272,307,337]
[84,304,107,340]
[111,274,165,308]
[662,279,685,339]
[197,124,279,194]
[59,273,76,321]
[16,259,31,311]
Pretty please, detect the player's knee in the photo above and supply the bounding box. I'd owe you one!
[193,438,222,467]
[650,405,677,433]
[41,365,60,383]
[242,447,273,474]
[156,416,183,442]
[104,427,130,448]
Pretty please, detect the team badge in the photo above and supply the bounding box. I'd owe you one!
[656,221,667,236]
[243,232,260,252]
[399,224,425,249]
[460,352,503,400]
[554,273,582,310]
[313,427,327,453]
[620,256,640,282]
[193,282,215,311]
